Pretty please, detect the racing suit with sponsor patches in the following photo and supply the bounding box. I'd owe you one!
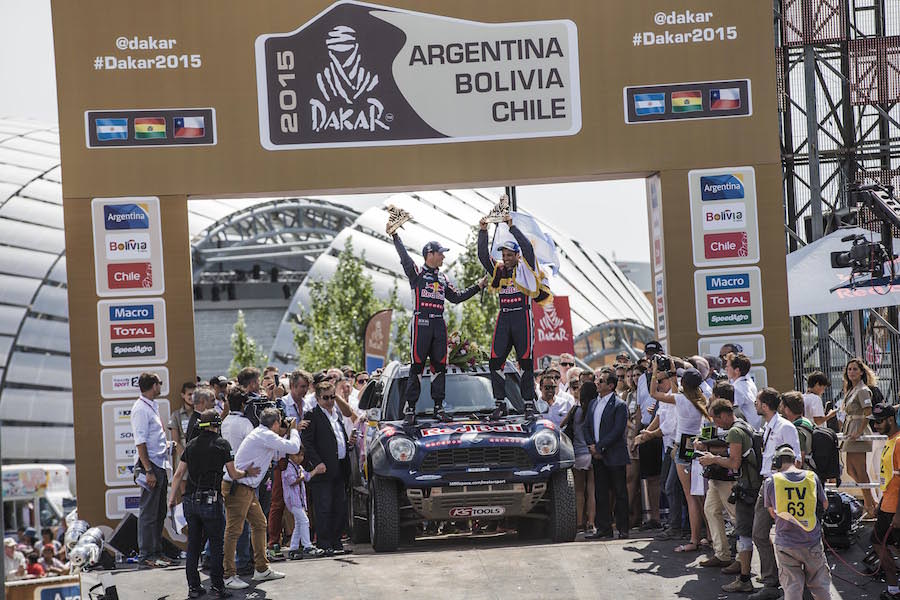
[478,226,541,405]
[393,234,481,413]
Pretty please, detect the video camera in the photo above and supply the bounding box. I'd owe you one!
[830,233,891,278]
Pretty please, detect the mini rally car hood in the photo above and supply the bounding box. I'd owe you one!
[410,419,553,442]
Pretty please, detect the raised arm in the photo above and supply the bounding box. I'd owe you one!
[508,223,536,269]
[392,233,418,283]
[477,226,495,273]
[649,361,677,404]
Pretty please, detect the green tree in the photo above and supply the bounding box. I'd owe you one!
[293,238,402,371]
[229,309,268,377]
[450,226,499,350]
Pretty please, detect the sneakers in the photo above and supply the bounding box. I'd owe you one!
[303,546,325,558]
[188,588,206,598]
[252,568,286,582]
[223,576,249,590]
[523,402,536,419]
[639,520,662,531]
[484,194,512,223]
[722,578,755,593]
[385,204,412,235]
[433,404,448,422]
[490,402,508,421]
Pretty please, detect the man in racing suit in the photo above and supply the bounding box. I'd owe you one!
[390,228,487,425]
[478,215,552,419]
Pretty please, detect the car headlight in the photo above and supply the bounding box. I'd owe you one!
[533,430,559,456]
[388,437,416,462]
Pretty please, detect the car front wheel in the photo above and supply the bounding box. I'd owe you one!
[369,476,399,552]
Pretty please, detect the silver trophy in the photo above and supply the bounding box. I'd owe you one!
[484,193,512,224]
[385,204,411,235]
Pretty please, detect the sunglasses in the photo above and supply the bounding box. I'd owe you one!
[542,386,557,391]
[356,377,369,384]
[560,361,575,367]
[320,394,336,401]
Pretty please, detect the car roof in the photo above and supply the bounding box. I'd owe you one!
[387,361,519,378]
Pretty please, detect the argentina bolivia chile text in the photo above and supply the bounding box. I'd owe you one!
[255,1,581,150]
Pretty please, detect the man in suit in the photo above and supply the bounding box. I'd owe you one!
[301,380,358,555]
[583,371,630,539]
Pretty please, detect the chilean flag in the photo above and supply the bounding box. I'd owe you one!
[174,116,205,138]
[710,88,741,110]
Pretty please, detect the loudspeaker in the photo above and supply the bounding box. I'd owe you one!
[107,513,138,557]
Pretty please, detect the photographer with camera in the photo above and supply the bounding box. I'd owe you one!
[698,398,761,590]
[168,410,261,599]
[221,407,301,590]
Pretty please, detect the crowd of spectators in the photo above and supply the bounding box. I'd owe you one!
[4,526,71,581]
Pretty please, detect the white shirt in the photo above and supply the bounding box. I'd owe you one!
[281,393,301,420]
[349,388,360,407]
[302,393,317,414]
[225,425,301,488]
[221,413,254,453]
[5,549,25,580]
[592,393,615,444]
[541,394,573,427]
[322,405,347,459]
[131,395,170,469]
[657,402,676,449]
[700,380,712,398]
[802,392,826,420]
[760,413,801,478]
[674,393,703,440]
[636,374,654,426]
[733,375,760,429]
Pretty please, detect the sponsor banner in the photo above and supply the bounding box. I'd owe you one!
[698,334,767,364]
[624,79,751,124]
[255,1,581,150]
[654,272,667,339]
[532,296,575,360]
[100,366,169,398]
[749,366,768,389]
[97,298,167,365]
[92,197,165,297]
[105,487,142,519]
[448,506,506,518]
[102,399,170,486]
[363,308,392,373]
[85,108,216,148]
[35,582,82,600]
[420,423,525,437]
[694,267,763,335]
[688,166,759,267]
[647,175,665,274]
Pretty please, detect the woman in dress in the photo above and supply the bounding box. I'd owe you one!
[841,357,877,516]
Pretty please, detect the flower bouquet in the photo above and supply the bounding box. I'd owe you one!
[447,331,487,371]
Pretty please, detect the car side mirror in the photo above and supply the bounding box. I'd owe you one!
[357,380,383,411]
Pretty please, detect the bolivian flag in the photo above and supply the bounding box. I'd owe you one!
[671,90,703,113]
[134,117,166,139]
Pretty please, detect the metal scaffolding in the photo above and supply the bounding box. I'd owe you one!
[779,0,900,401]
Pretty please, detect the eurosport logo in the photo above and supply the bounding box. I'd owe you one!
[105,232,151,260]
[705,273,749,291]
[111,374,140,392]
[110,323,155,339]
[448,506,506,518]
[104,203,150,230]
[700,174,744,201]
[108,262,153,289]
[702,202,745,230]
[109,304,154,321]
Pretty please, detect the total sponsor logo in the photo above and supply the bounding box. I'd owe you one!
[103,203,150,230]
[708,309,752,327]
[704,232,749,260]
[707,291,751,309]
[702,202,745,230]
[108,262,153,289]
[448,506,506,518]
[109,304,154,321]
[105,232,151,260]
[705,272,749,291]
[420,423,525,437]
[700,174,745,201]
[110,323,155,339]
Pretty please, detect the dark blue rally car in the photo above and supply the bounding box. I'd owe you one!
[349,362,576,552]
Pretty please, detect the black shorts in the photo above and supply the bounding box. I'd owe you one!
[872,509,900,547]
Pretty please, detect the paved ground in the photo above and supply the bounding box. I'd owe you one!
[82,530,886,600]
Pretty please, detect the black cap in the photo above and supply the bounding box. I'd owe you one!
[868,402,897,421]
[681,368,703,389]
[313,370,329,385]
[210,375,228,386]
[422,241,449,257]
[644,340,663,355]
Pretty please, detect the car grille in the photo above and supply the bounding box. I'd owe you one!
[420,447,532,472]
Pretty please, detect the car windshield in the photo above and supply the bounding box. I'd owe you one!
[384,372,524,420]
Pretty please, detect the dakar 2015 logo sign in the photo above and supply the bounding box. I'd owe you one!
[255,0,581,150]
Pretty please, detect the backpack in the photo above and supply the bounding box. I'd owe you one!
[732,419,764,489]
[810,425,842,484]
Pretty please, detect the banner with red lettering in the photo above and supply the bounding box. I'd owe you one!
[363,309,392,373]
[532,296,575,360]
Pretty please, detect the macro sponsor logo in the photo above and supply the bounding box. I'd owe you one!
[105,232,151,260]
[706,292,751,309]
[107,262,153,289]
[700,174,744,201]
[110,323,155,339]
[702,202,745,230]
[708,309,752,327]
[111,342,157,357]
[103,203,150,230]
[109,304,154,321]
[705,273,749,291]
[704,232,749,260]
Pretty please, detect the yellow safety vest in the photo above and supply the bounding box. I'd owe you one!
[773,470,817,532]
[881,433,900,491]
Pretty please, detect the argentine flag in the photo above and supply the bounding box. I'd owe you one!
[96,118,128,141]
[490,212,561,278]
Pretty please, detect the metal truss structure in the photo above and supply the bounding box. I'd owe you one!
[779,0,900,399]
[190,198,360,285]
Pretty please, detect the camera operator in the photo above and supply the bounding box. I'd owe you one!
[237,367,278,428]
[699,398,761,591]
[168,410,261,599]
[221,407,300,590]
[869,403,900,600]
